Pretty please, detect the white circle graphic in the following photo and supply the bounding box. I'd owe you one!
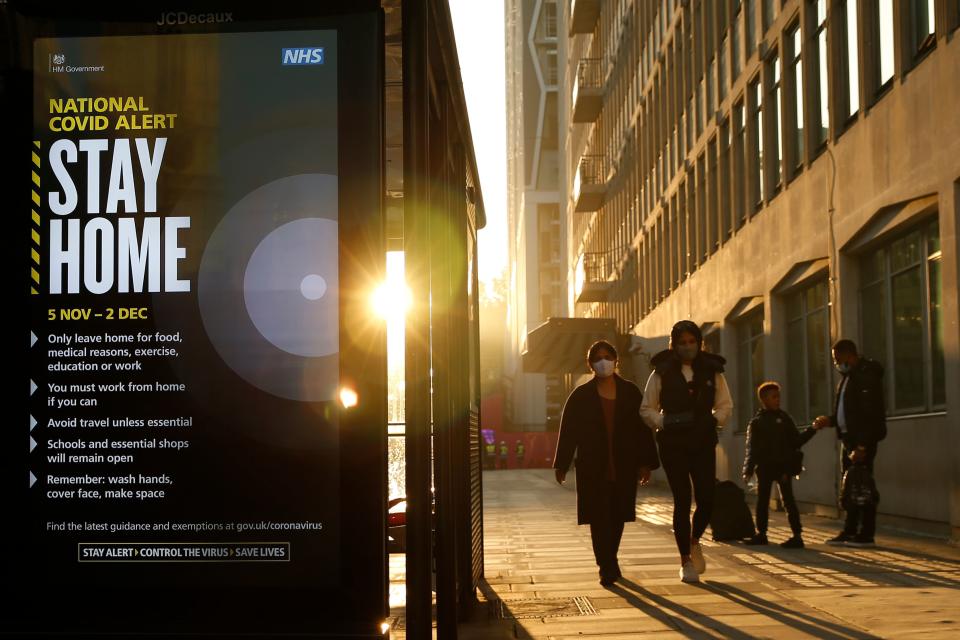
[301,274,328,300]
[243,217,339,358]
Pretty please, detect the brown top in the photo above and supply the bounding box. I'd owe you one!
[600,396,616,482]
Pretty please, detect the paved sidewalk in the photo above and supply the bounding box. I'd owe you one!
[455,469,960,639]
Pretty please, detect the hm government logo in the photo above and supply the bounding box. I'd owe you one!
[49,53,104,74]
[282,47,325,66]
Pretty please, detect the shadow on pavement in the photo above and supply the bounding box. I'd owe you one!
[610,578,756,639]
[728,543,960,590]
[694,580,879,639]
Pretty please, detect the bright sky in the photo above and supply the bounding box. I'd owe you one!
[449,0,508,289]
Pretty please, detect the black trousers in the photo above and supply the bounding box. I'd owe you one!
[589,482,624,578]
[755,469,802,535]
[842,442,878,538]
[659,443,715,556]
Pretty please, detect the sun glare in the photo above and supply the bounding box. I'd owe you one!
[372,253,412,319]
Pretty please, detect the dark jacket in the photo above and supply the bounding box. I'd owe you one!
[553,375,660,525]
[742,409,817,477]
[650,349,726,449]
[829,357,887,447]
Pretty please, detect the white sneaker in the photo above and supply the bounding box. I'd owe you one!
[689,541,707,574]
[680,561,700,583]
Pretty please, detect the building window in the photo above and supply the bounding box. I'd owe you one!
[543,1,558,39]
[841,0,861,121]
[697,153,707,263]
[788,23,805,171]
[705,0,716,53]
[733,5,743,78]
[785,279,831,425]
[738,309,765,428]
[812,0,830,147]
[733,100,747,228]
[859,218,945,414]
[719,36,729,102]
[697,77,706,136]
[768,53,783,190]
[545,50,558,86]
[911,0,936,57]
[764,0,778,31]
[679,182,689,280]
[707,138,719,254]
[746,0,757,56]
[749,77,764,209]
[719,119,731,241]
[708,57,717,116]
[685,178,695,276]
[877,0,896,89]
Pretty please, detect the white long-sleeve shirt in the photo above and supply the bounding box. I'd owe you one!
[639,365,734,431]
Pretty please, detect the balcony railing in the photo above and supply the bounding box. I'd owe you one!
[576,249,616,304]
[569,0,601,36]
[575,246,636,304]
[572,58,605,122]
[572,154,608,213]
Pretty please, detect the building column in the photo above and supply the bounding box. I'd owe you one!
[941,179,960,540]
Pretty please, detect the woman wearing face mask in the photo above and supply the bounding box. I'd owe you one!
[640,321,733,583]
[554,340,660,586]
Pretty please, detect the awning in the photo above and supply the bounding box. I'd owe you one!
[522,317,619,375]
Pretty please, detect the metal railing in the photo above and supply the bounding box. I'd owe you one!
[578,154,609,187]
[580,249,618,285]
[576,57,605,90]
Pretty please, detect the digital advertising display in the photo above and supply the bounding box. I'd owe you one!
[5,7,387,636]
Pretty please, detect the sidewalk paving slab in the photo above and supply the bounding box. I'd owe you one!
[390,469,960,639]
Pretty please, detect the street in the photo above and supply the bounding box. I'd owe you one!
[415,469,960,639]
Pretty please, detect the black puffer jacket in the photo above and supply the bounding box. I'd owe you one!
[649,349,726,449]
[742,409,817,477]
[829,357,887,447]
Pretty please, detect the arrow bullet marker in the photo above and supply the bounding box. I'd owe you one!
[29,471,37,488]
[30,436,37,453]
[31,331,38,347]
[30,415,37,432]
[30,379,37,396]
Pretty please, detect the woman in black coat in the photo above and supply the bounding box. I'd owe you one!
[553,340,660,586]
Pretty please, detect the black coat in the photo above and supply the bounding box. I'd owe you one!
[829,357,887,447]
[553,375,660,525]
[742,409,816,477]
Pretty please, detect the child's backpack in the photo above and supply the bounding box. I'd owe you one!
[710,480,756,541]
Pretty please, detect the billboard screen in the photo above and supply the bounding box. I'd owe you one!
[31,28,342,585]
[5,8,386,635]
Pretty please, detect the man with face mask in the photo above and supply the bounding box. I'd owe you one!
[553,340,660,586]
[815,339,887,546]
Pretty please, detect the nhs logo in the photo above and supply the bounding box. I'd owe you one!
[282,47,325,65]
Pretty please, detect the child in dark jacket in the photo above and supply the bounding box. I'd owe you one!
[742,382,822,548]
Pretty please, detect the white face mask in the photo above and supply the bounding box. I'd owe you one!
[591,359,616,378]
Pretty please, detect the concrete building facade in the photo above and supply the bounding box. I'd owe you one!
[505,0,569,431]
[560,0,960,536]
